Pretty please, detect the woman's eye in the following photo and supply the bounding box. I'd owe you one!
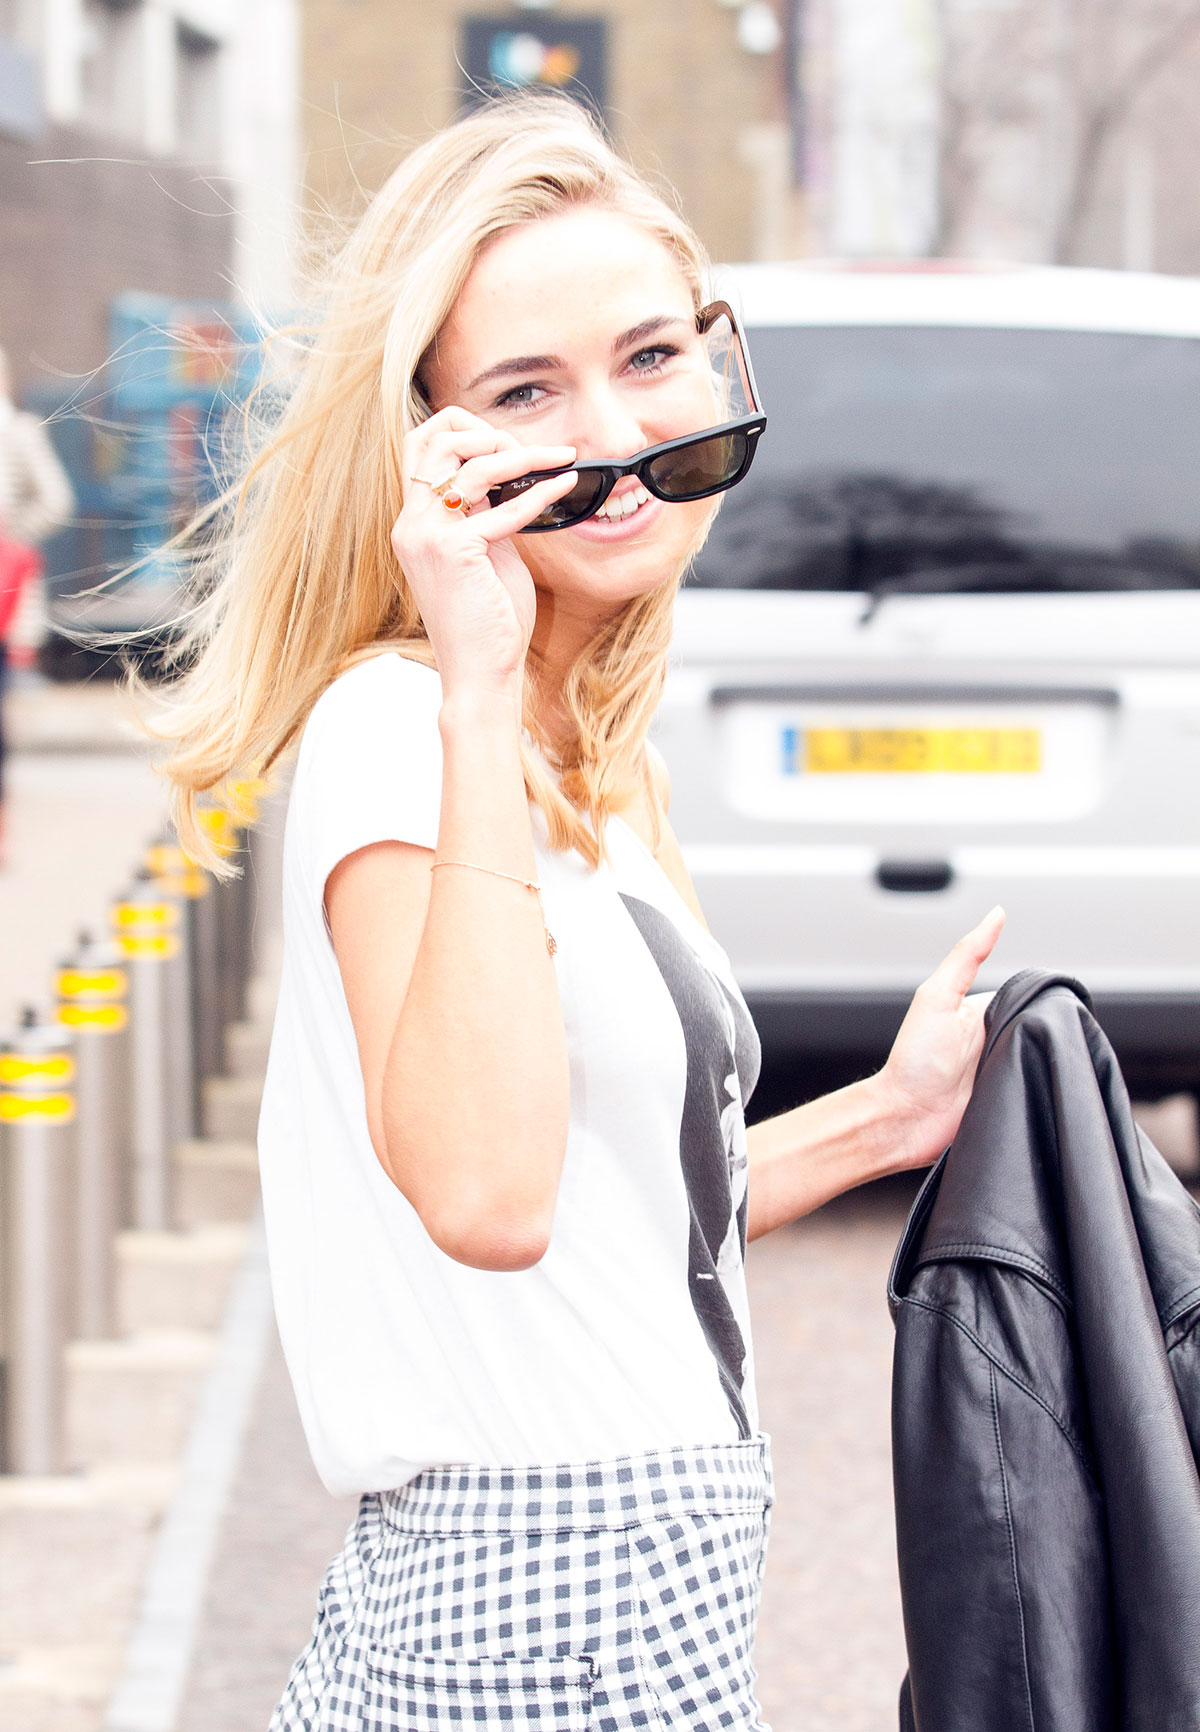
[628,345,679,374]
[494,382,547,411]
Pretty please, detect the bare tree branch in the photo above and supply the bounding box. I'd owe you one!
[932,0,1200,264]
[1053,0,1200,261]
[931,0,1043,257]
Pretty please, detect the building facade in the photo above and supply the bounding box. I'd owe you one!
[299,0,794,265]
[0,0,300,395]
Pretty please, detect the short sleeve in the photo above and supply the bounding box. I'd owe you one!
[291,653,443,905]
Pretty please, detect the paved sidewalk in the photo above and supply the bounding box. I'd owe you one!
[178,1331,357,1731]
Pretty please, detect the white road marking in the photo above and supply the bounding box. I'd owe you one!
[103,1214,272,1732]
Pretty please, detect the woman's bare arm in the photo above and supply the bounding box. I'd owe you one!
[642,752,1003,1238]
[326,407,579,1273]
[326,689,568,1273]
[745,909,1004,1237]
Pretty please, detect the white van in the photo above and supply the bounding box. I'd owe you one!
[659,264,1200,1099]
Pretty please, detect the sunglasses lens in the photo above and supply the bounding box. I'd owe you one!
[532,469,607,528]
[491,469,608,528]
[645,430,747,501]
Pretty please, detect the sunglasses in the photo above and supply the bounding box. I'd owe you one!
[486,300,766,533]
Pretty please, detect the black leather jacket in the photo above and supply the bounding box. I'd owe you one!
[889,971,1200,1732]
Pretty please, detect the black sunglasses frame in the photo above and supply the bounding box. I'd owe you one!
[486,300,767,533]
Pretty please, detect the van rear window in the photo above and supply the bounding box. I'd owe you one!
[689,325,1200,594]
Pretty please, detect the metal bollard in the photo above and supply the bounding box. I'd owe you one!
[0,1010,76,1474]
[149,871,194,1153]
[56,933,130,1341]
[111,876,182,1231]
[228,778,267,998]
[244,773,286,977]
[199,805,249,1042]
[146,840,211,1124]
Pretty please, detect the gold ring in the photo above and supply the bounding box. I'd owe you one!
[411,472,459,492]
[440,489,471,515]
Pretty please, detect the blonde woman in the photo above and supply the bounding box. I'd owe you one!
[158,98,1001,1731]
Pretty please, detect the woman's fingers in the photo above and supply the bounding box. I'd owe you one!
[475,470,580,541]
[402,407,515,487]
[406,427,506,486]
[450,444,575,505]
[919,905,1006,1009]
[408,404,503,443]
[403,414,575,520]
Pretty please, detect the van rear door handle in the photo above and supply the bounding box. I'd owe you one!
[876,859,954,894]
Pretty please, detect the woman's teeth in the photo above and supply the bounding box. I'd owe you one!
[594,485,651,521]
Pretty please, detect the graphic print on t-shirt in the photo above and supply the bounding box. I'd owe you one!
[621,895,762,1438]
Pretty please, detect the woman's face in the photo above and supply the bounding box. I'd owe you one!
[424,206,720,625]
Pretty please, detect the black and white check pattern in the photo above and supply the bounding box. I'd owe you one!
[270,1436,774,1730]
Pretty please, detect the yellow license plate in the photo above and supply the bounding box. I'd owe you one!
[797,726,1042,775]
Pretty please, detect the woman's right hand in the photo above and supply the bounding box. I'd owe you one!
[391,407,577,699]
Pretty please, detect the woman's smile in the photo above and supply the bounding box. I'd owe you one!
[569,482,662,541]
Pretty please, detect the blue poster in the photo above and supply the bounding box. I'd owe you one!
[461,16,608,119]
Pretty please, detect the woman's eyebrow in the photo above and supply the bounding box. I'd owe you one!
[464,315,692,396]
[465,352,561,393]
[612,314,691,351]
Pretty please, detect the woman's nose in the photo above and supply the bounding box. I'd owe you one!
[569,387,647,461]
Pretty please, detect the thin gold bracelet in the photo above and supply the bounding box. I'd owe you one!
[431,859,557,956]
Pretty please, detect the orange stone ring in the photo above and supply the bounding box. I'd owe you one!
[439,488,471,515]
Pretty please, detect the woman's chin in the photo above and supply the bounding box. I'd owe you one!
[524,507,702,612]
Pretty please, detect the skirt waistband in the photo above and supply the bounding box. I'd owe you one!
[377,1434,773,1536]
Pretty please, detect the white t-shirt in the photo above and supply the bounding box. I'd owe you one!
[258,652,762,1497]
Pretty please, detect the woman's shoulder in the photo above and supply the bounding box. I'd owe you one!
[289,651,444,861]
[303,651,442,744]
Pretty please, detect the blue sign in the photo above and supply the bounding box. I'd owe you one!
[461,16,607,119]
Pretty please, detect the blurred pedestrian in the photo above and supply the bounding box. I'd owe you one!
[152,98,1002,1730]
[0,344,74,864]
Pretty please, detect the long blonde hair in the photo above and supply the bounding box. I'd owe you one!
[148,96,713,871]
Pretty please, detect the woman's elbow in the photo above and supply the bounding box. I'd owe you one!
[425,1199,554,1271]
[370,1135,556,1270]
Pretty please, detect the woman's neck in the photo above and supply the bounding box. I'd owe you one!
[526,589,615,749]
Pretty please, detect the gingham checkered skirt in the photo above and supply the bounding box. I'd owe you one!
[269,1436,774,1730]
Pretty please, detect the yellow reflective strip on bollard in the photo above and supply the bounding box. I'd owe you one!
[58,1003,129,1031]
[0,1093,75,1122]
[145,843,194,876]
[153,871,210,900]
[0,1053,75,1084]
[116,933,180,960]
[198,808,238,854]
[56,967,128,999]
[226,778,266,824]
[112,901,180,930]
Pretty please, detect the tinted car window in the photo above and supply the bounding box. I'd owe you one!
[690,325,1200,593]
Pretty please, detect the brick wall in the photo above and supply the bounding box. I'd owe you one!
[300,0,784,263]
[0,124,234,399]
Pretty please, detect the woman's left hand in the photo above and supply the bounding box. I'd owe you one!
[878,906,1006,1170]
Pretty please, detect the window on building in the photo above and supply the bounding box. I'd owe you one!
[175,22,219,163]
[80,0,144,140]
